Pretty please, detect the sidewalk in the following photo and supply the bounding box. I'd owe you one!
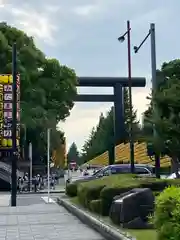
[0,199,105,240]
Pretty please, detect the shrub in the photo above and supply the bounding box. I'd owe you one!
[78,183,105,208]
[100,180,140,216]
[153,191,161,197]
[66,183,78,197]
[139,178,168,191]
[89,199,102,214]
[154,186,180,240]
[67,174,180,219]
[167,178,180,187]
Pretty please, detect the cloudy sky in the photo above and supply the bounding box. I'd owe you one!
[1,0,179,151]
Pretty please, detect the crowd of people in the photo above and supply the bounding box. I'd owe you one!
[17,172,57,192]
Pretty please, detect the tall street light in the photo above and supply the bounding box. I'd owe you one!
[47,128,51,203]
[118,20,134,173]
[11,43,17,206]
[133,23,160,178]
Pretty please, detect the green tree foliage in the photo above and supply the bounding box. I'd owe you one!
[0,22,77,162]
[141,100,153,140]
[143,59,180,174]
[154,186,180,240]
[81,88,140,162]
[67,142,80,165]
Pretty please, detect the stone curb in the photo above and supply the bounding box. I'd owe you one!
[57,198,134,240]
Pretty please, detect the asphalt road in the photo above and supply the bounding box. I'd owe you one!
[0,170,93,207]
[17,193,62,206]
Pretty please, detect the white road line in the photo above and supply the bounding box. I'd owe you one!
[41,196,56,204]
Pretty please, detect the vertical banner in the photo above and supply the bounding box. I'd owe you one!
[0,74,20,150]
[16,74,20,149]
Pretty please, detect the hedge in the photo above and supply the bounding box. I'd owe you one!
[77,183,105,208]
[66,174,180,217]
[89,199,102,214]
[100,178,180,216]
[154,186,180,240]
[66,182,78,197]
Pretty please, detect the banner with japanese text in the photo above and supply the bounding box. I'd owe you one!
[0,74,20,149]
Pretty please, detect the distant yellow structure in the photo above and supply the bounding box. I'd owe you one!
[85,142,171,167]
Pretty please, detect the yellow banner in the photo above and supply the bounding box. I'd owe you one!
[0,74,20,149]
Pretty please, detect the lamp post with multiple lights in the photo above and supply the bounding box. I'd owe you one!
[118,20,134,174]
[133,23,160,178]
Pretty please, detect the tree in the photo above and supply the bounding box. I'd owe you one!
[0,22,77,163]
[141,100,153,140]
[143,59,180,176]
[67,142,80,165]
[52,136,66,168]
[81,88,140,162]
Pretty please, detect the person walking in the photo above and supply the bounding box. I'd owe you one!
[19,177,24,192]
[50,176,55,190]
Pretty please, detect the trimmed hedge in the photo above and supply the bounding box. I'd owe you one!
[154,186,180,240]
[67,174,180,218]
[89,199,102,214]
[66,182,78,197]
[78,183,105,208]
[99,178,180,215]
[100,180,139,215]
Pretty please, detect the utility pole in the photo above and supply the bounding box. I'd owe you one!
[118,20,134,173]
[29,142,32,191]
[150,23,160,178]
[11,43,17,206]
[133,23,160,178]
[47,128,50,203]
[127,20,134,173]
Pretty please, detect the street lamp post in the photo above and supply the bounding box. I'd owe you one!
[133,23,160,178]
[47,128,51,203]
[11,43,17,206]
[118,20,134,173]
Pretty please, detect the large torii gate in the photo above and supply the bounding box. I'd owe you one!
[75,76,146,163]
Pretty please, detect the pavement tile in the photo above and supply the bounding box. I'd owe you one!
[0,194,105,240]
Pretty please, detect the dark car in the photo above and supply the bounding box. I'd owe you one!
[71,164,155,184]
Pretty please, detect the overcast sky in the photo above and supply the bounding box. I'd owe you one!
[1,0,180,151]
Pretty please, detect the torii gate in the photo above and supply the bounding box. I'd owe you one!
[75,76,146,163]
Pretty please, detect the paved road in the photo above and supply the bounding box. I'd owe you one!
[0,170,94,206]
[17,193,62,206]
[0,195,105,240]
[0,193,63,206]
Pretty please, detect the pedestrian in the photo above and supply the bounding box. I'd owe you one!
[19,177,24,192]
[34,176,37,192]
[36,174,40,191]
[50,177,55,190]
[17,177,21,192]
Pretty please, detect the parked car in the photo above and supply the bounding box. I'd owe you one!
[70,164,155,184]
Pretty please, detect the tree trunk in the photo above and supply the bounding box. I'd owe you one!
[171,156,180,178]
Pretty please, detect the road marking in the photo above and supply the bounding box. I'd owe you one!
[41,196,56,204]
